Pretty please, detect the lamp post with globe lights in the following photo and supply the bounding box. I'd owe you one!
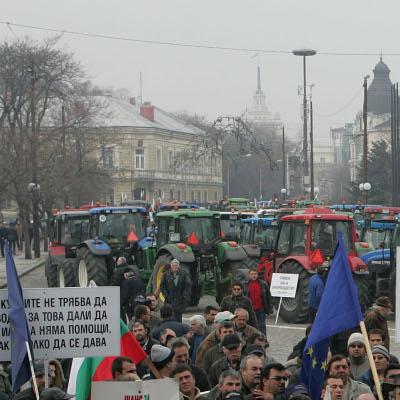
[293,47,317,195]
[359,182,371,204]
[281,188,287,204]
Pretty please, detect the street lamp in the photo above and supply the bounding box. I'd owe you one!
[359,182,371,204]
[281,188,287,203]
[27,182,41,258]
[362,75,370,198]
[293,47,317,195]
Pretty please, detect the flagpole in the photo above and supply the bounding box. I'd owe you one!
[25,342,39,400]
[359,321,383,400]
[142,357,162,379]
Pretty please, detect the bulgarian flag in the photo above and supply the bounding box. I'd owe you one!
[68,320,147,400]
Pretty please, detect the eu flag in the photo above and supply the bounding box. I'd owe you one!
[301,233,363,400]
[5,241,33,393]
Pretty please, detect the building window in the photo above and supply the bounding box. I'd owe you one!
[320,157,325,164]
[170,189,174,200]
[204,191,208,203]
[177,190,181,201]
[191,191,195,202]
[168,150,174,168]
[135,148,145,170]
[214,191,218,200]
[197,191,201,202]
[102,147,113,168]
[156,147,162,170]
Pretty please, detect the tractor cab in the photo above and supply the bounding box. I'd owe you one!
[273,207,369,322]
[241,218,278,252]
[219,211,257,242]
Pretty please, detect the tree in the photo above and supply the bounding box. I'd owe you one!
[349,139,391,204]
[0,38,111,258]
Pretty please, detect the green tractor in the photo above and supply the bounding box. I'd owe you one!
[148,209,251,305]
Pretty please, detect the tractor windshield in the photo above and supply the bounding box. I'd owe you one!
[254,225,278,250]
[220,215,241,241]
[181,217,219,245]
[311,220,352,256]
[363,229,391,250]
[98,213,144,242]
[61,216,89,245]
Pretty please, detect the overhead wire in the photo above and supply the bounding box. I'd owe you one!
[0,20,398,57]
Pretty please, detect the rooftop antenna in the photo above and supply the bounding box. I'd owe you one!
[138,71,143,105]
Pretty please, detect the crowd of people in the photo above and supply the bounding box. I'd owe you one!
[1,257,400,400]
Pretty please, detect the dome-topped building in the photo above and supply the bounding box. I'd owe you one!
[367,57,392,114]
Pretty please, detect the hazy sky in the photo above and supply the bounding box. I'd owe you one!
[1,1,398,143]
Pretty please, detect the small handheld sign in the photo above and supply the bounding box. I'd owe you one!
[270,273,299,324]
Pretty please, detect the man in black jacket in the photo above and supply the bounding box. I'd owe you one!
[0,223,7,258]
[150,304,190,340]
[220,282,257,329]
[160,259,191,322]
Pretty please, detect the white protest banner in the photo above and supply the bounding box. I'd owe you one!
[91,379,180,400]
[0,286,120,361]
[270,273,299,324]
[270,273,299,298]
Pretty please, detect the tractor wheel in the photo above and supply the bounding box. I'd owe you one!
[353,273,371,312]
[76,247,108,287]
[45,256,58,288]
[279,261,310,323]
[217,260,248,304]
[151,254,172,301]
[58,258,77,287]
[389,268,396,312]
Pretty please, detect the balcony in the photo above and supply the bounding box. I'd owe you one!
[132,169,222,184]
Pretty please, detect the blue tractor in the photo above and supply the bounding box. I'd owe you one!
[358,220,396,300]
[75,206,152,287]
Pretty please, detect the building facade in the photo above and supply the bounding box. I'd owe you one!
[95,97,223,205]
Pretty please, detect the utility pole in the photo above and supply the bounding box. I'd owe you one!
[282,126,286,190]
[302,56,308,177]
[363,75,369,204]
[310,100,314,200]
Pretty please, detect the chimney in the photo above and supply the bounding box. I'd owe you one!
[129,97,136,106]
[140,102,155,121]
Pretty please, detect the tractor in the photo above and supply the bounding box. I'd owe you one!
[148,209,251,305]
[219,211,257,242]
[75,206,153,287]
[240,217,279,282]
[45,207,90,287]
[273,207,369,323]
[356,220,396,300]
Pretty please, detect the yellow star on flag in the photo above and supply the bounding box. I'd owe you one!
[321,360,327,371]
[312,357,318,368]
[306,346,314,357]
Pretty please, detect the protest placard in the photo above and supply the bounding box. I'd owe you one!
[91,379,180,400]
[0,286,120,360]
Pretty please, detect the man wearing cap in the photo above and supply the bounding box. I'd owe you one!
[202,321,236,371]
[360,345,390,390]
[14,360,53,400]
[347,333,370,379]
[39,388,74,400]
[208,334,243,387]
[143,344,175,379]
[365,296,392,350]
[195,311,237,368]
[382,376,400,400]
[239,355,263,397]
[220,282,258,329]
[160,259,191,322]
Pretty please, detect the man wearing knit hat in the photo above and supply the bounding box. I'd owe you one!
[360,345,390,390]
[143,344,174,379]
[160,259,191,322]
[365,296,392,350]
[347,333,370,379]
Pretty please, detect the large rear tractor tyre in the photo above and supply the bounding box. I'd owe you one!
[353,273,370,312]
[58,258,77,287]
[217,261,249,304]
[150,254,172,301]
[45,256,58,288]
[279,261,310,323]
[76,247,108,287]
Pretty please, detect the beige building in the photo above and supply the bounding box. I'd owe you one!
[95,96,223,205]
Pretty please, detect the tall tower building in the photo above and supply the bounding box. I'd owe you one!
[243,66,282,129]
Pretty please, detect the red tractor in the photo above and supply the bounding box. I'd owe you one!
[274,207,369,323]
